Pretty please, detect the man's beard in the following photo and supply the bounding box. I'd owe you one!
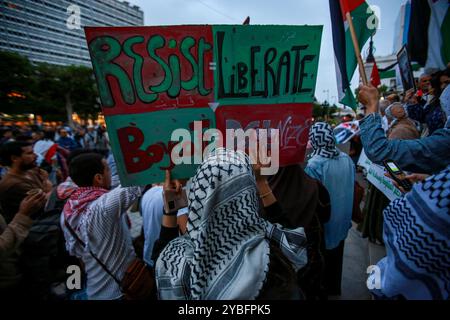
[20,161,36,171]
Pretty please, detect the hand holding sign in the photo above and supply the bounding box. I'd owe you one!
[86,25,322,186]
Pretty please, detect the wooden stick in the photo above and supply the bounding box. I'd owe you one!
[346,12,368,85]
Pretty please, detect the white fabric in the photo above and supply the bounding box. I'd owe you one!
[140,186,187,267]
[33,140,55,160]
[156,149,307,300]
[61,186,142,300]
[381,115,389,133]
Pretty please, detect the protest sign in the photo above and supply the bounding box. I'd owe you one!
[358,150,402,201]
[85,25,322,185]
[397,45,416,92]
[334,121,360,145]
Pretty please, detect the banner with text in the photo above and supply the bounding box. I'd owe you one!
[85,25,322,185]
[358,150,402,201]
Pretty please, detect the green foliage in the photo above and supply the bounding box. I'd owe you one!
[313,101,338,120]
[378,84,388,95]
[0,51,98,121]
[0,51,36,113]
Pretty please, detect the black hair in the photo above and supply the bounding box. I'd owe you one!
[69,152,105,187]
[430,70,445,97]
[43,130,55,141]
[15,135,33,142]
[444,67,450,78]
[0,141,32,166]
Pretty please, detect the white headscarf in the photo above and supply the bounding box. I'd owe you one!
[155,148,307,300]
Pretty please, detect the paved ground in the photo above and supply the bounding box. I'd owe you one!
[339,171,386,300]
[340,224,372,300]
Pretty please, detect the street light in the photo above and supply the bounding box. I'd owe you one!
[323,90,330,121]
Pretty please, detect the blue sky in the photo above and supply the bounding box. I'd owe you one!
[128,0,404,106]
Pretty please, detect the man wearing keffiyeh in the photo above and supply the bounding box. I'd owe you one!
[61,152,142,300]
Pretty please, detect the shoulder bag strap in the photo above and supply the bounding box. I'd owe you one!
[64,218,122,285]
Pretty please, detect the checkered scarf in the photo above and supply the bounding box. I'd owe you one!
[309,122,340,159]
[155,148,307,300]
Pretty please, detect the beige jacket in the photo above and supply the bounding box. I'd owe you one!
[387,118,420,140]
[0,213,33,288]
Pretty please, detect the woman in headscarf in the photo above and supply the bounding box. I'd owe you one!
[369,165,450,300]
[154,148,308,300]
[265,165,331,300]
[305,122,355,297]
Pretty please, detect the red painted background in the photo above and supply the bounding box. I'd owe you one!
[216,104,312,166]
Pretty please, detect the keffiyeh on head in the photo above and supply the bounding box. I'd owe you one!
[156,148,307,300]
[309,122,340,159]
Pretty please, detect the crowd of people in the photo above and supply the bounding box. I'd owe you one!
[0,65,448,300]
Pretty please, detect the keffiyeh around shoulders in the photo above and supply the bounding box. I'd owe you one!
[371,166,450,300]
[156,148,307,300]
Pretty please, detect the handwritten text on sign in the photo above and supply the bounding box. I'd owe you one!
[86,25,322,185]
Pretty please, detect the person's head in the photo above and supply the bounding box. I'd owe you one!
[379,99,391,116]
[440,69,450,91]
[31,131,41,142]
[386,93,400,103]
[76,127,85,136]
[419,73,432,93]
[157,148,306,300]
[0,141,37,171]
[308,122,339,158]
[15,135,33,144]
[429,70,450,98]
[69,153,111,189]
[385,102,407,123]
[1,128,13,139]
[59,128,68,138]
[43,130,55,141]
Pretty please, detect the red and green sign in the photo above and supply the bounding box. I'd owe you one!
[85,25,322,186]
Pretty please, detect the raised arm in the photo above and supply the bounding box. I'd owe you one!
[97,185,143,219]
[358,85,450,174]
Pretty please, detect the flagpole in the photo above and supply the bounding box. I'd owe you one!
[346,12,368,85]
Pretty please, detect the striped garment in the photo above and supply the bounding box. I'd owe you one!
[61,186,142,299]
[370,166,450,300]
[156,149,307,300]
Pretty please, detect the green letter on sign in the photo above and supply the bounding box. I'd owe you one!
[89,36,135,107]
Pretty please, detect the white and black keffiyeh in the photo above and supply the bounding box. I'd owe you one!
[155,148,307,300]
[370,165,450,300]
[309,122,340,159]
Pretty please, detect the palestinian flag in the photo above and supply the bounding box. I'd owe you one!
[365,60,381,87]
[407,0,450,70]
[330,0,377,109]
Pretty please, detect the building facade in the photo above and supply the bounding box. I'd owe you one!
[0,0,143,67]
